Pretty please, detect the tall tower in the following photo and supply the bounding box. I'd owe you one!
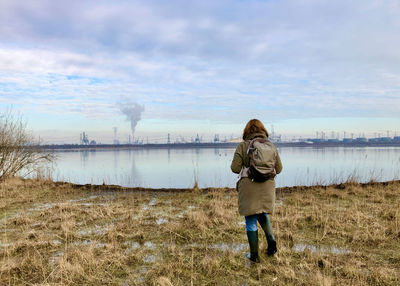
[113,127,119,145]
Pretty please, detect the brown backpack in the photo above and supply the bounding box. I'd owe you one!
[246,138,277,182]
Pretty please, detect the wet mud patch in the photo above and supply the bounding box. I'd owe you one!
[293,243,351,255]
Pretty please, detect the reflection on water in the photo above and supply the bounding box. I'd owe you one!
[51,147,400,188]
[293,243,351,254]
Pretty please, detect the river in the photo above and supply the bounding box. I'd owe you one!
[50,147,400,188]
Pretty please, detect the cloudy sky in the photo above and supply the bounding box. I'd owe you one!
[1,0,400,143]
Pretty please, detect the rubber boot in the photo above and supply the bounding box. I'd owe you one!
[245,230,260,263]
[257,214,277,256]
[266,240,277,256]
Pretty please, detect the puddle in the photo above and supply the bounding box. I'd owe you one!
[0,214,20,226]
[49,251,64,266]
[121,241,247,256]
[124,241,156,250]
[72,239,92,245]
[0,242,13,247]
[52,239,62,245]
[28,203,58,212]
[69,193,115,202]
[124,241,140,249]
[28,201,110,212]
[156,218,168,225]
[137,266,148,283]
[0,193,115,226]
[78,225,109,236]
[27,194,114,212]
[144,241,155,249]
[143,254,156,263]
[188,242,248,253]
[142,198,157,211]
[0,194,116,228]
[72,240,106,247]
[293,243,351,254]
[143,253,162,263]
[210,243,248,253]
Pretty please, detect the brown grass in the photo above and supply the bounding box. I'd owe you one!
[1,178,399,285]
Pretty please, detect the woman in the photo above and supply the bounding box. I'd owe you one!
[231,119,282,263]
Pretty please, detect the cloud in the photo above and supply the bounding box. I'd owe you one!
[0,0,400,134]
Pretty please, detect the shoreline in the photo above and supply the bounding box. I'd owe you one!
[38,178,400,194]
[37,141,400,151]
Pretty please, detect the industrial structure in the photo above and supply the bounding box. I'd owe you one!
[113,127,120,145]
[79,132,96,146]
[71,127,400,148]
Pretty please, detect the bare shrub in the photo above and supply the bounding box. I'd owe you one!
[0,111,54,181]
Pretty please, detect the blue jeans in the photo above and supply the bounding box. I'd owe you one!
[245,213,275,241]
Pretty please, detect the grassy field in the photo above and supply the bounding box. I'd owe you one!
[0,178,399,285]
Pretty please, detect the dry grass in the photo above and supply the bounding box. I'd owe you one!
[1,178,399,285]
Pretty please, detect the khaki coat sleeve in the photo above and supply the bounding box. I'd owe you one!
[275,151,283,174]
[231,143,244,174]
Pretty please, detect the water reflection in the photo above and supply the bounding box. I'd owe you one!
[80,150,89,167]
[52,147,400,188]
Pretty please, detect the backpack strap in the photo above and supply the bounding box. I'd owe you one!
[247,137,269,155]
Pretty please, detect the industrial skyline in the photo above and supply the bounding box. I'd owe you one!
[75,128,400,146]
[1,1,400,140]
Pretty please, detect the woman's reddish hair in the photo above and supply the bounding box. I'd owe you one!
[242,119,269,140]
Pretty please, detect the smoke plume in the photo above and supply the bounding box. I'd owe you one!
[119,101,145,139]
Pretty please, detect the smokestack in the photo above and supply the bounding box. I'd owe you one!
[113,127,118,140]
[119,101,145,140]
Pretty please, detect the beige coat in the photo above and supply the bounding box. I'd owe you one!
[231,132,283,216]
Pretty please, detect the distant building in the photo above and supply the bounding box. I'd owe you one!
[377,137,392,142]
[355,137,368,143]
[269,134,282,143]
[80,132,89,145]
[369,137,392,143]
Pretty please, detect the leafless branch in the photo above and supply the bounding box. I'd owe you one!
[0,110,55,181]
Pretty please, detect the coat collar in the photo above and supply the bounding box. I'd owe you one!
[245,132,268,140]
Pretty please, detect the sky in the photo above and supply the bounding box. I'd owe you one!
[0,0,400,143]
